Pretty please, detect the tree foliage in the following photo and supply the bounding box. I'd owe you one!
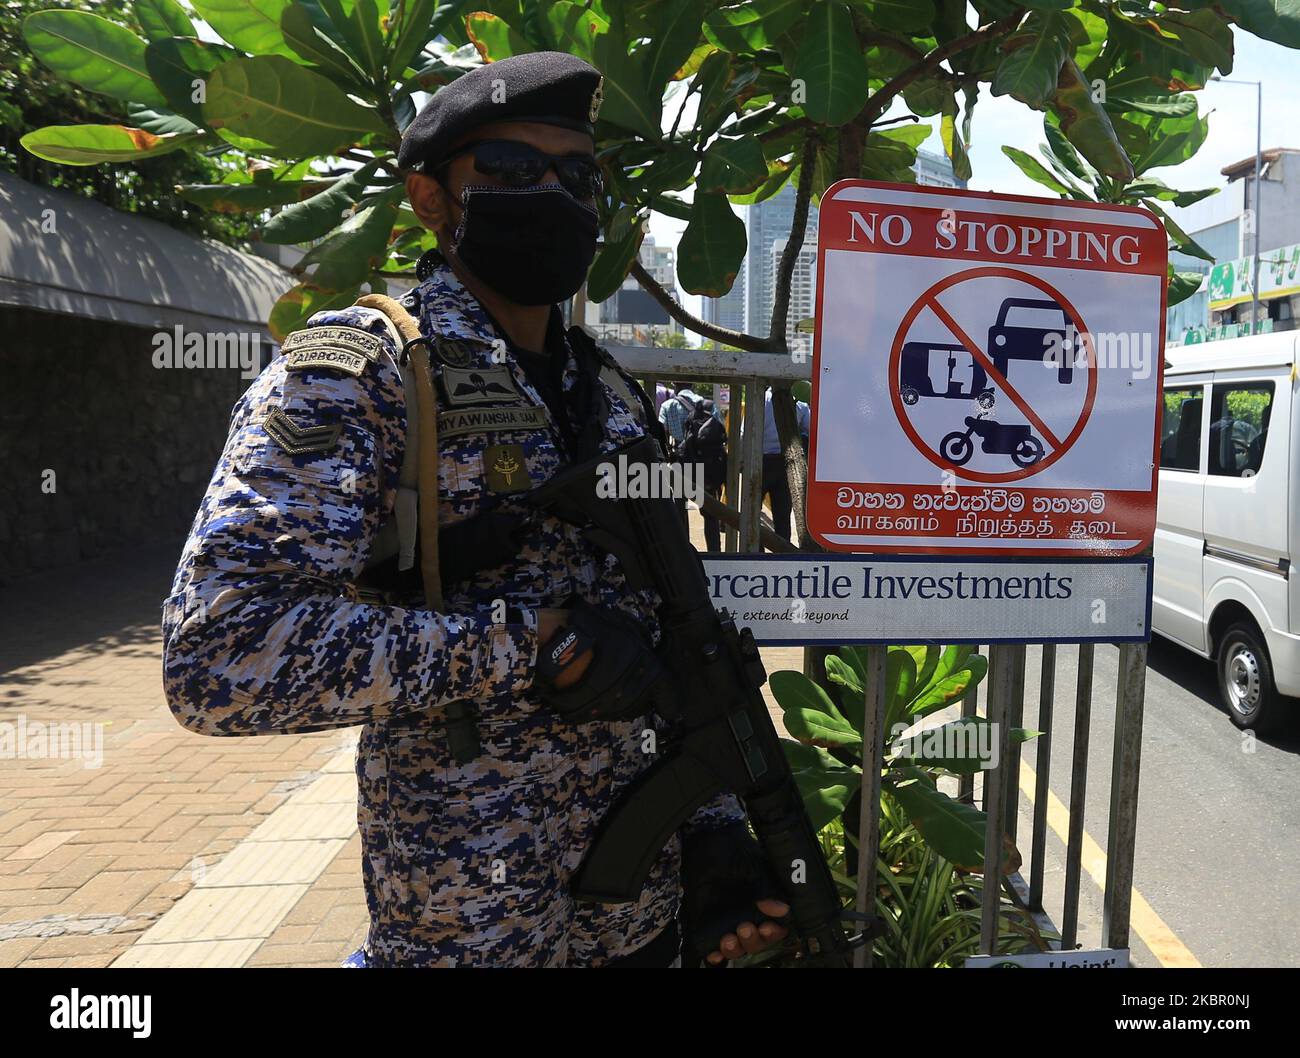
[19,0,1300,338]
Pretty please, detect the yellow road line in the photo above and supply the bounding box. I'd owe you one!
[1017,760,1202,968]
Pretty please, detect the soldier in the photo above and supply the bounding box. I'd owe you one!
[162,51,790,967]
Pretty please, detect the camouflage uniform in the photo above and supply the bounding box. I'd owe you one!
[162,260,745,966]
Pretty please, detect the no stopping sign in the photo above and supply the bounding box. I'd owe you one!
[808,181,1167,556]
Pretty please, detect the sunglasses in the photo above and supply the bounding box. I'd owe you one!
[436,139,604,200]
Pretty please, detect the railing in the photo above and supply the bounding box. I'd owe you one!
[604,341,1147,967]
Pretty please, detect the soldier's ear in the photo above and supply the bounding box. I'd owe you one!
[406,171,450,234]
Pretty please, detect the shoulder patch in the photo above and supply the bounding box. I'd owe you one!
[282,326,385,376]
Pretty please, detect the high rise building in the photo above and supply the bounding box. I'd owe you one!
[593,233,681,341]
[914,147,967,189]
[767,236,818,361]
[702,267,746,333]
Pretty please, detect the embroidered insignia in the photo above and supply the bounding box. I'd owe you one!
[282,326,382,362]
[589,76,604,123]
[432,337,476,368]
[441,365,521,406]
[484,443,530,493]
[438,406,549,439]
[284,347,369,377]
[263,409,343,455]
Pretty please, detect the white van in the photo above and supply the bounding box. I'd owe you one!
[1155,333,1298,732]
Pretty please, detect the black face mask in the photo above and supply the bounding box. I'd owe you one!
[449,183,600,305]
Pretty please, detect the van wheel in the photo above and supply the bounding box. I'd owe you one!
[1217,623,1284,733]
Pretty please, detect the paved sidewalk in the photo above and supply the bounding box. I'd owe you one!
[0,512,800,968]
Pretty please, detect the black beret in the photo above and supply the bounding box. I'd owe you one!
[399,51,603,171]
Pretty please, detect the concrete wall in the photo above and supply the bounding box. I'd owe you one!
[0,305,253,584]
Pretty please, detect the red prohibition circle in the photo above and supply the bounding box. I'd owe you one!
[888,266,1098,484]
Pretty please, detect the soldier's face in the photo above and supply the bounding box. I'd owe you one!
[405,121,597,243]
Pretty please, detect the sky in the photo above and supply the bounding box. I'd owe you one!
[648,25,1300,326]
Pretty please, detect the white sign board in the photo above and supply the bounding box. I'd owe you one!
[703,555,1150,644]
[808,180,1167,556]
[965,948,1130,969]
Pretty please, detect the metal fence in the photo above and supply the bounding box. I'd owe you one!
[605,341,1147,966]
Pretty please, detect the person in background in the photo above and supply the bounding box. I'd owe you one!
[759,386,810,542]
[655,381,673,414]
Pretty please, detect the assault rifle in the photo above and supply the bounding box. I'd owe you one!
[527,436,861,966]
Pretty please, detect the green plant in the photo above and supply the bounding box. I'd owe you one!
[766,644,1049,966]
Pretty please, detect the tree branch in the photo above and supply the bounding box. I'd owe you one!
[768,136,817,351]
[627,259,770,352]
[854,10,1025,129]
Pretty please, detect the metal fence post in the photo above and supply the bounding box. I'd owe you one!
[1061,643,1095,949]
[739,376,765,552]
[979,643,1018,955]
[1002,646,1027,851]
[1029,644,1056,912]
[1103,642,1148,950]
[854,644,889,969]
[724,381,742,552]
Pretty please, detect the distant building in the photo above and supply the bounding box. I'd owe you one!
[767,236,817,361]
[1167,147,1300,345]
[915,148,967,190]
[595,233,681,339]
[702,267,746,333]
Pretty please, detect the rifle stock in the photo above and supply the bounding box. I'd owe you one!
[528,437,857,965]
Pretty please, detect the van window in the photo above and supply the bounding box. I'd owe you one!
[1208,382,1274,477]
[1160,387,1203,471]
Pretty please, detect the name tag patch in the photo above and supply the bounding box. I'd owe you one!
[441,365,522,406]
[439,405,549,439]
[484,443,531,493]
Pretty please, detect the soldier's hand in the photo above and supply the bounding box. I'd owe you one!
[705,899,790,965]
[536,608,594,689]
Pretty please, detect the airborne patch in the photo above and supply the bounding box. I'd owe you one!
[263,408,343,455]
[285,347,370,377]
[438,405,549,439]
[441,365,521,406]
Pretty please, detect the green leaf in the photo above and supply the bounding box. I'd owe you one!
[1001,146,1076,196]
[586,210,646,303]
[145,37,239,126]
[312,0,386,79]
[883,646,918,731]
[940,97,971,182]
[592,22,662,137]
[854,0,936,35]
[907,647,987,718]
[1168,268,1205,307]
[698,135,768,193]
[295,185,404,291]
[543,0,608,62]
[1218,0,1300,48]
[190,0,297,58]
[281,3,369,85]
[1051,57,1133,181]
[125,103,200,135]
[1142,199,1214,263]
[262,160,382,243]
[771,669,862,750]
[465,10,530,61]
[1129,110,1209,176]
[885,768,986,870]
[269,282,359,342]
[676,191,746,297]
[894,717,997,775]
[991,11,1073,108]
[24,11,168,108]
[793,1,869,126]
[704,0,802,52]
[783,740,860,833]
[20,123,203,165]
[134,0,196,41]
[388,0,453,79]
[203,55,389,157]
[1155,9,1235,76]
[179,178,333,212]
[643,0,707,93]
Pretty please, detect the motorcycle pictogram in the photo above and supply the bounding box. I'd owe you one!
[940,412,1045,469]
